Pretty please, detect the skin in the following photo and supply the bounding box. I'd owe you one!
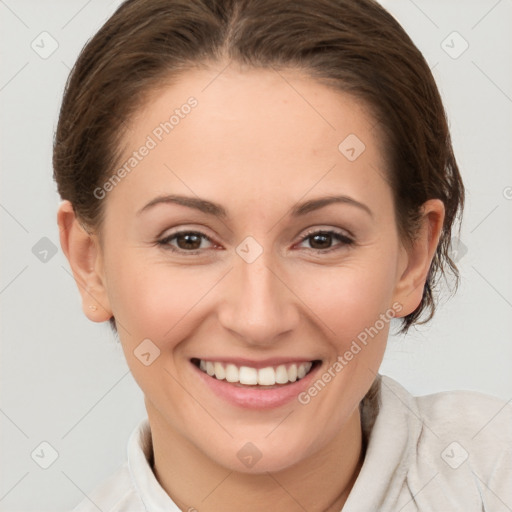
[58,64,444,512]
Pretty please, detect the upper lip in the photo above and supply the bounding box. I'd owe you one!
[191,357,319,369]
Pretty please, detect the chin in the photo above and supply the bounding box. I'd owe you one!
[206,432,319,475]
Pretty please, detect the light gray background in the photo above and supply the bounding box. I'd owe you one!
[1,0,511,510]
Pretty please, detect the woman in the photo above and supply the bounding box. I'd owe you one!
[54,0,512,510]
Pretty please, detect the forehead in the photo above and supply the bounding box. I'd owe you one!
[108,65,390,215]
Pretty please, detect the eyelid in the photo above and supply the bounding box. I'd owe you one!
[157,223,215,239]
[299,226,354,242]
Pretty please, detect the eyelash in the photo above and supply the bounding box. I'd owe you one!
[157,228,355,255]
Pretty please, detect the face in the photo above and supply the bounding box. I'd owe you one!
[90,66,412,473]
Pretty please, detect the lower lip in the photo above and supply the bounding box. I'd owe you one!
[191,361,321,410]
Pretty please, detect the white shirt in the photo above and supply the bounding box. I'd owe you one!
[72,374,512,511]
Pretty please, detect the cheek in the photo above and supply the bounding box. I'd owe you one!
[106,256,211,345]
[106,260,208,400]
[292,254,399,346]
[290,261,397,435]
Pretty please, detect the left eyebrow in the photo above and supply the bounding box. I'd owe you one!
[290,195,373,218]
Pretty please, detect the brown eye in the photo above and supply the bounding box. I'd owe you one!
[298,230,354,253]
[309,232,333,250]
[175,232,203,250]
[158,231,214,254]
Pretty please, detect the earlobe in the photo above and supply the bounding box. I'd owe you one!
[57,200,113,322]
[392,199,445,317]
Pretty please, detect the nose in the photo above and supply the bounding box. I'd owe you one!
[217,248,301,347]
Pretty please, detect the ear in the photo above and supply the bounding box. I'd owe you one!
[57,200,113,322]
[392,199,445,317]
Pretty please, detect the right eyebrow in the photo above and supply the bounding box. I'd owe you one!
[137,194,228,219]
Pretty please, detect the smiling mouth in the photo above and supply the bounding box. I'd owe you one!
[191,358,321,387]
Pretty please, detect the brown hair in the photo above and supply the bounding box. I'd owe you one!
[53,0,465,334]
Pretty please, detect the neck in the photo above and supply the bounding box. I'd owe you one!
[147,403,365,512]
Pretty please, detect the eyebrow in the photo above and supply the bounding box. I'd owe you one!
[138,194,373,218]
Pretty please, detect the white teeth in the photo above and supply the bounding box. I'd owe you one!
[288,364,297,382]
[257,367,276,386]
[206,361,215,376]
[275,365,289,384]
[196,359,314,385]
[214,362,225,380]
[239,366,258,385]
[258,366,276,386]
[225,364,239,383]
